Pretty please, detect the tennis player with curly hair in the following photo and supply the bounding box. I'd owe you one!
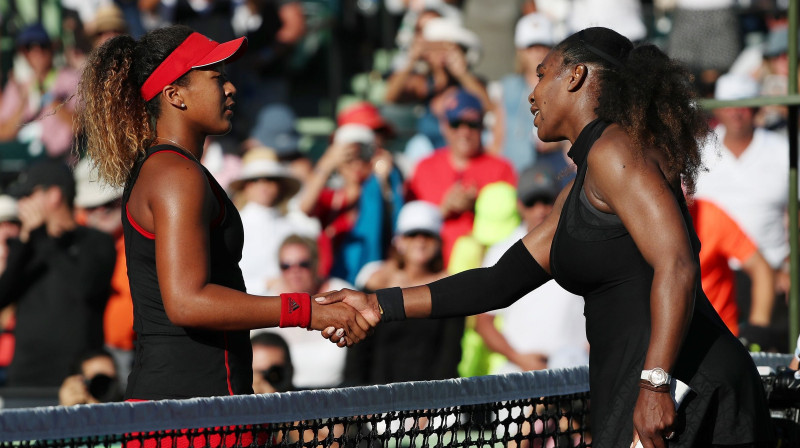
[76,25,369,400]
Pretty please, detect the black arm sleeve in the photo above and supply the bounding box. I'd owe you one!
[429,239,552,318]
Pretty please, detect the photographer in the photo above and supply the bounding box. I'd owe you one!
[251,332,294,394]
[58,349,123,406]
[299,124,404,284]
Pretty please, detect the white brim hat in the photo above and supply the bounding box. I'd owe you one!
[714,73,760,101]
[229,159,301,199]
[74,158,123,209]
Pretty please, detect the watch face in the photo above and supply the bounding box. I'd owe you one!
[649,368,667,386]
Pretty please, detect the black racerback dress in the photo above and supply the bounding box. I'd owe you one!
[122,144,253,400]
[549,119,773,447]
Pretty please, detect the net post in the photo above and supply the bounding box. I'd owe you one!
[789,0,799,352]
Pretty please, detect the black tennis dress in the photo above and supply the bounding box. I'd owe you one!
[123,144,253,400]
[549,119,773,447]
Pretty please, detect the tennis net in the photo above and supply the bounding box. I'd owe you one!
[0,353,791,448]
[0,366,590,447]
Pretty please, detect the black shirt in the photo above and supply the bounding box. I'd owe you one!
[0,225,116,387]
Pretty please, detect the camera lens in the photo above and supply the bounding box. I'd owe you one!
[86,374,117,402]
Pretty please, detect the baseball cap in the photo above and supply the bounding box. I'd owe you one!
[140,32,248,101]
[74,159,123,208]
[514,13,555,49]
[714,73,760,101]
[395,201,442,237]
[250,104,301,158]
[443,89,484,124]
[16,23,51,48]
[8,158,76,202]
[337,102,394,137]
[333,124,376,146]
[472,182,521,246]
[517,164,559,205]
[0,195,18,222]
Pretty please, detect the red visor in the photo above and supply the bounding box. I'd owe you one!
[140,32,247,102]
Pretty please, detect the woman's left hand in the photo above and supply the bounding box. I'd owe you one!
[309,300,372,347]
[631,388,676,448]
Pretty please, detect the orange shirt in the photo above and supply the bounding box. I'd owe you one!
[104,236,134,350]
[689,199,758,336]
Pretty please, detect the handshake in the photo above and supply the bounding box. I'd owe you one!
[309,289,384,347]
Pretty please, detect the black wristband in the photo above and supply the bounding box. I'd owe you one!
[376,287,406,322]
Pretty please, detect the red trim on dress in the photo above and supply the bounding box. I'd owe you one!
[126,204,155,240]
[223,331,234,395]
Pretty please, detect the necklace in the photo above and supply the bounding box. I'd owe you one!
[155,137,201,162]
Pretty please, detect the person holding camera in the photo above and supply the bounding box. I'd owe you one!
[298,124,404,285]
[250,332,294,394]
[406,88,516,265]
[58,349,124,406]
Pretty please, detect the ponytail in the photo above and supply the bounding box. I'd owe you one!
[76,35,153,187]
[76,25,195,188]
[596,44,708,194]
[556,28,710,194]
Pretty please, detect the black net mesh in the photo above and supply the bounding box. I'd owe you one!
[0,367,592,448]
[3,393,591,448]
[0,354,792,448]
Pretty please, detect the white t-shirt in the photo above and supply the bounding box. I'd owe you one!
[482,226,589,372]
[693,126,790,268]
[239,202,319,296]
[239,203,296,296]
[256,277,353,389]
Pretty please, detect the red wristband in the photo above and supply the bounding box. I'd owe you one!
[279,293,312,329]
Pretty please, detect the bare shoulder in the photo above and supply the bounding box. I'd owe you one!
[587,125,642,173]
[138,152,211,205]
[589,126,668,184]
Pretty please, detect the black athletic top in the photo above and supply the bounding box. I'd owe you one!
[549,119,773,447]
[122,144,253,400]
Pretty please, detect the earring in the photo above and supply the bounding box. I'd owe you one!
[180,103,186,109]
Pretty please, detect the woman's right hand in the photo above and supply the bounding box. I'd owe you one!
[310,299,371,347]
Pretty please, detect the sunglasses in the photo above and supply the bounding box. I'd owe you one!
[22,43,50,51]
[522,196,555,208]
[448,120,481,130]
[403,230,437,238]
[279,260,313,271]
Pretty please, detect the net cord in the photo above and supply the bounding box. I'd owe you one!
[0,365,590,442]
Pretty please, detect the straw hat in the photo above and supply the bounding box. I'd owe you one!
[230,149,301,200]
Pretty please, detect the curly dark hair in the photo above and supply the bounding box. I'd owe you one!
[75,25,195,187]
[553,27,710,194]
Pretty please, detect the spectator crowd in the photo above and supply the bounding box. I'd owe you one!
[0,0,797,403]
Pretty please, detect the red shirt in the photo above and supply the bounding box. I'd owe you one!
[408,148,516,263]
[689,198,758,336]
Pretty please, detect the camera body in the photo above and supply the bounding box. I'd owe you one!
[761,366,800,445]
[85,373,122,403]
